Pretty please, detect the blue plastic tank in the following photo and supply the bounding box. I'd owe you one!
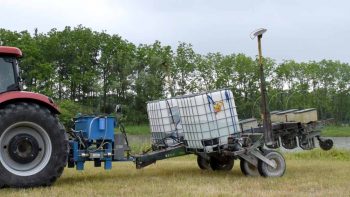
[74,116,116,141]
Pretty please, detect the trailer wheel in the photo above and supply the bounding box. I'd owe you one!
[197,155,210,170]
[210,156,234,171]
[240,159,259,176]
[319,139,333,151]
[0,103,68,188]
[257,151,286,177]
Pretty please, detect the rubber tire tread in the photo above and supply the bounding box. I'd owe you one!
[257,150,286,177]
[240,159,259,176]
[197,155,210,170]
[210,156,234,171]
[0,102,68,188]
[240,149,272,176]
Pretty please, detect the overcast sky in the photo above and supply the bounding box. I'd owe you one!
[1,0,349,62]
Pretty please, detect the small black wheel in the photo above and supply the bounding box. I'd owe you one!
[319,139,333,151]
[197,155,210,170]
[240,158,259,176]
[210,156,234,171]
[258,151,286,177]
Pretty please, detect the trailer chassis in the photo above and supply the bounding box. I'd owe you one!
[134,121,333,177]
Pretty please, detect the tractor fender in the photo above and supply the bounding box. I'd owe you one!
[0,91,60,114]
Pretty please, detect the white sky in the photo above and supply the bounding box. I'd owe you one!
[1,0,349,62]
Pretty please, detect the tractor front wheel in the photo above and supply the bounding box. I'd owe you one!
[0,103,68,188]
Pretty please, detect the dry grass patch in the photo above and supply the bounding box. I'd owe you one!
[1,150,350,197]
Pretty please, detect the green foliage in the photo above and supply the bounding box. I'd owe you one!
[57,100,93,128]
[1,26,350,124]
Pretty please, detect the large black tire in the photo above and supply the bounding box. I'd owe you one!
[257,151,286,177]
[210,156,234,171]
[197,155,210,170]
[0,103,68,188]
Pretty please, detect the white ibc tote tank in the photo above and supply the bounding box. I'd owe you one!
[177,89,240,152]
[147,98,182,145]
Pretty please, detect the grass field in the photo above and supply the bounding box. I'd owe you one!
[122,124,350,137]
[1,149,349,197]
[117,124,150,135]
[321,126,350,137]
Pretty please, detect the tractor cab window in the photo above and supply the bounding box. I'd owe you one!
[0,57,16,93]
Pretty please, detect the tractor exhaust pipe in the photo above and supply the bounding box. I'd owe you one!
[251,28,274,147]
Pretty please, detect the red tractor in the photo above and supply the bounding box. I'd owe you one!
[0,46,68,188]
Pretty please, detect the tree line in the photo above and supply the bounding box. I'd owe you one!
[1,25,349,125]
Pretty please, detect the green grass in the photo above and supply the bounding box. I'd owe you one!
[321,126,350,137]
[120,124,350,137]
[116,124,150,135]
[284,148,350,161]
[1,149,350,196]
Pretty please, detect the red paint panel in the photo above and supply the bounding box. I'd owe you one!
[0,91,59,113]
[0,46,22,57]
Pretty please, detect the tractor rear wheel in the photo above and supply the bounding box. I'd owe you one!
[0,103,68,188]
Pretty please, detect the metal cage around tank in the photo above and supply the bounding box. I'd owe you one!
[177,89,240,153]
[146,89,241,153]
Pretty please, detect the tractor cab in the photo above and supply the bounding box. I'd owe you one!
[0,46,22,93]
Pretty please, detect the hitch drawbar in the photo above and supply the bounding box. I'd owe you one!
[134,145,187,169]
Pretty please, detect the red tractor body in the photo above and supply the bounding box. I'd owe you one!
[0,91,60,114]
[0,46,22,57]
[0,46,67,188]
[0,46,59,113]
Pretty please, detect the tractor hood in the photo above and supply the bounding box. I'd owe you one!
[0,91,60,114]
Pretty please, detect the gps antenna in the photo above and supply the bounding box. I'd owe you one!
[251,28,274,147]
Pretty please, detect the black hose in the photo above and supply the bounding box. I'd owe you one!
[119,123,130,147]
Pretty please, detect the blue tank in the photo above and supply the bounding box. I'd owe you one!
[74,116,116,142]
